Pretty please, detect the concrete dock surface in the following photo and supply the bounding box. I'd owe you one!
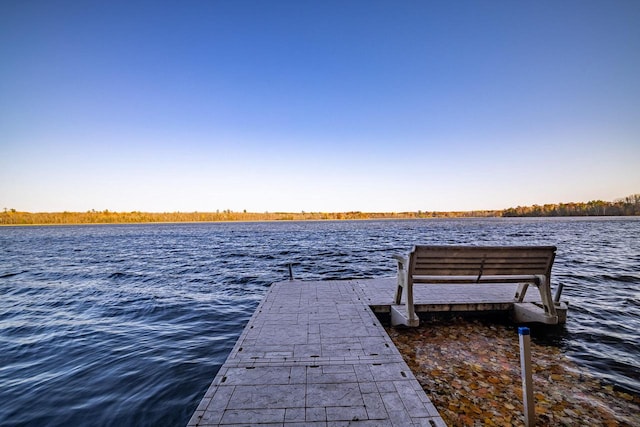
[188,279,449,426]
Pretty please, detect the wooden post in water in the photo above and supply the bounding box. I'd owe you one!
[519,326,535,426]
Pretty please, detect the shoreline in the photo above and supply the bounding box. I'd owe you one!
[0,213,500,226]
[3,194,638,225]
[2,215,640,227]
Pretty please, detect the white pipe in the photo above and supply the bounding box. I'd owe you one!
[519,326,535,426]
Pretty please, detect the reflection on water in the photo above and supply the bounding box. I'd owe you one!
[0,218,638,426]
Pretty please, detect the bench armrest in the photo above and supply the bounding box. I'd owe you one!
[392,254,409,306]
[392,254,408,266]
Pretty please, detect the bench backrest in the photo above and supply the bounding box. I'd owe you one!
[409,245,556,279]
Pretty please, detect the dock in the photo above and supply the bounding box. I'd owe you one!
[188,277,550,426]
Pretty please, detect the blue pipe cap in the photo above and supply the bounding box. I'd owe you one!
[518,326,530,335]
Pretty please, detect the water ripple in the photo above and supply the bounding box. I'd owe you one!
[0,218,639,426]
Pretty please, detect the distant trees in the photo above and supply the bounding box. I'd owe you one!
[502,194,640,217]
[1,194,638,225]
[0,209,498,225]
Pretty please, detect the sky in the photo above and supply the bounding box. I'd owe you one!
[1,0,639,213]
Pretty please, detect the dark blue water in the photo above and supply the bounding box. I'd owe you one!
[1,218,638,426]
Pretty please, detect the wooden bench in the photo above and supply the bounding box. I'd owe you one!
[391,245,559,326]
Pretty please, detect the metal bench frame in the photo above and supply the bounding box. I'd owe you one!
[392,245,559,326]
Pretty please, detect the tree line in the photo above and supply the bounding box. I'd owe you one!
[0,209,496,225]
[1,194,638,225]
[501,194,640,217]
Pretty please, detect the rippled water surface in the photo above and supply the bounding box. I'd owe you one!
[1,218,638,426]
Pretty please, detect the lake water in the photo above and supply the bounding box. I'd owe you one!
[1,218,638,426]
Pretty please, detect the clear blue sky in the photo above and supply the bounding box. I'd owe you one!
[1,0,639,213]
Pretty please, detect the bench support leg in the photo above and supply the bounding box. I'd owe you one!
[391,304,420,327]
[536,275,557,320]
[394,259,406,304]
[405,280,417,323]
[513,276,558,324]
[391,268,419,327]
[515,283,529,302]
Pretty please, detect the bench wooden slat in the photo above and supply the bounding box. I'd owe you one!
[413,265,551,276]
[411,246,555,278]
[412,274,543,284]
